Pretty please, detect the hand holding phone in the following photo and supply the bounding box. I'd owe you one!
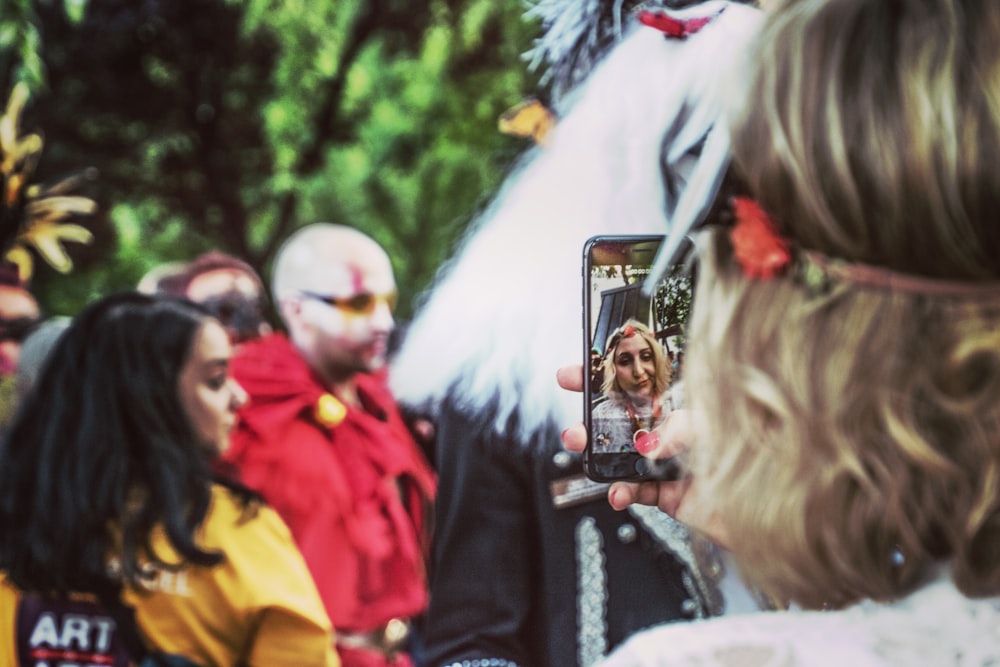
[582,235,693,482]
[560,362,734,545]
[558,365,690,509]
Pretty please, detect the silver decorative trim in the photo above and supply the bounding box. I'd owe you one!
[627,504,725,617]
[576,516,608,667]
[441,660,520,667]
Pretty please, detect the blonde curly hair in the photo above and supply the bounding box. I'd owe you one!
[601,319,672,404]
[686,0,1000,609]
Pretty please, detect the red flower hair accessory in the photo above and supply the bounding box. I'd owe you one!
[730,197,791,279]
[726,197,1000,296]
[621,325,636,337]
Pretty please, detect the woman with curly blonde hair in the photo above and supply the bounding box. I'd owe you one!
[562,0,1000,663]
[591,320,674,454]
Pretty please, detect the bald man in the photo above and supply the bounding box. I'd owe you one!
[223,224,436,667]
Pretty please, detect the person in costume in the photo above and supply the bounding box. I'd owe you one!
[0,266,40,379]
[177,251,273,346]
[0,82,97,431]
[142,250,273,346]
[591,320,674,454]
[224,223,436,667]
[0,292,338,666]
[0,267,41,429]
[390,3,763,666]
[561,0,1000,664]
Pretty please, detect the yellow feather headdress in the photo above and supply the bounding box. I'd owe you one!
[0,83,96,282]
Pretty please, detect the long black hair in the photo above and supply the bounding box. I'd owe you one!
[0,291,252,599]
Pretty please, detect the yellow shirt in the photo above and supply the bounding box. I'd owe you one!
[0,484,340,667]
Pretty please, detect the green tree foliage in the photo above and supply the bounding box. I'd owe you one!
[653,266,692,341]
[1,0,541,319]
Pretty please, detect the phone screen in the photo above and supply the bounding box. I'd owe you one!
[582,235,693,482]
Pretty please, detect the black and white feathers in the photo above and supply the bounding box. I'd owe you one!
[523,0,758,104]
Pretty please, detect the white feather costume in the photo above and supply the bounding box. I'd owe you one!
[390,4,763,667]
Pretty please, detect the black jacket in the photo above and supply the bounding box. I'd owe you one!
[421,400,724,667]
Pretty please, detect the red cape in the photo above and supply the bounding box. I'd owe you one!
[224,334,436,632]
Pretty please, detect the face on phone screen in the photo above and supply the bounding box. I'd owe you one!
[582,235,693,482]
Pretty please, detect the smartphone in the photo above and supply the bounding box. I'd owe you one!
[582,234,693,482]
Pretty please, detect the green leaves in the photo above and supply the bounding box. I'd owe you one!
[5,0,541,319]
[62,0,88,25]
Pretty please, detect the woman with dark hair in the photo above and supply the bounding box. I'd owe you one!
[0,292,338,666]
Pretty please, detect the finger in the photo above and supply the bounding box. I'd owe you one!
[607,482,641,510]
[654,479,690,517]
[561,422,588,453]
[556,364,585,392]
[645,409,694,459]
[608,477,692,515]
[607,481,667,510]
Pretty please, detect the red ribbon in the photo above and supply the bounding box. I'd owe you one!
[638,9,718,39]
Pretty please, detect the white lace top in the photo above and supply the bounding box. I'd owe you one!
[600,572,1000,667]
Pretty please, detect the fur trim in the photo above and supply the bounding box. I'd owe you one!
[390,4,762,443]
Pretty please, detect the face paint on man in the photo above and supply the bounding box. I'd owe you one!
[301,290,394,373]
[285,233,399,380]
